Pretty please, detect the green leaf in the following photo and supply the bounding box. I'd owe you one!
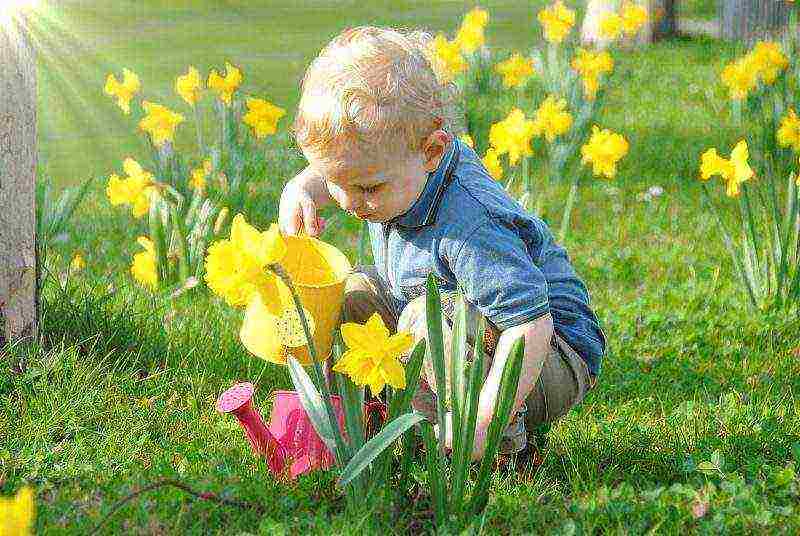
[450,294,467,465]
[452,315,486,515]
[426,274,449,455]
[286,356,336,451]
[421,421,447,527]
[469,336,525,516]
[696,461,719,476]
[338,411,427,489]
[386,339,427,422]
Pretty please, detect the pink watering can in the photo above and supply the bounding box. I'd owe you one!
[217,383,385,480]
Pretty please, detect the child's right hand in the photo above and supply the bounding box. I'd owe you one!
[278,166,331,237]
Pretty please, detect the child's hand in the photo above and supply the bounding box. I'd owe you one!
[278,166,332,237]
[434,413,489,461]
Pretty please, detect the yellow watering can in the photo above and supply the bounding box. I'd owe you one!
[240,232,352,365]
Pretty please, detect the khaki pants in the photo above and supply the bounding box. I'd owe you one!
[341,266,595,448]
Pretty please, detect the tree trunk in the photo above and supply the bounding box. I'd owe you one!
[0,14,38,347]
[581,0,678,46]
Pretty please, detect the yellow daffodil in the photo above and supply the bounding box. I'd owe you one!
[600,13,624,40]
[0,486,35,536]
[700,148,731,181]
[532,95,573,142]
[205,214,288,308]
[778,108,800,152]
[139,101,184,147]
[455,7,489,54]
[131,236,159,290]
[721,56,758,100]
[104,68,141,115]
[580,125,629,179]
[175,66,202,106]
[332,312,412,394]
[463,6,490,28]
[621,2,648,36]
[69,253,85,272]
[494,52,535,89]
[489,108,537,166]
[459,133,474,148]
[242,98,286,139]
[428,34,467,84]
[537,1,576,44]
[208,62,243,105]
[749,41,788,84]
[571,48,613,100]
[105,158,156,219]
[482,147,504,180]
[188,160,210,191]
[698,140,754,197]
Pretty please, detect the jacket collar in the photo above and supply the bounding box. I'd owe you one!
[391,138,461,230]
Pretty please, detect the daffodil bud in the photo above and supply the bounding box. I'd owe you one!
[214,207,230,235]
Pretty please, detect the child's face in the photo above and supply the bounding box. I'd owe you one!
[306,131,450,223]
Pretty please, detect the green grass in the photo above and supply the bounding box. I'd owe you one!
[4,1,800,534]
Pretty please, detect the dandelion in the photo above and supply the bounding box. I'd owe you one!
[599,13,625,40]
[698,140,754,197]
[532,95,573,142]
[778,109,800,152]
[332,312,412,394]
[69,253,85,272]
[175,66,203,106]
[459,133,475,148]
[721,56,758,100]
[131,236,159,290]
[571,48,613,100]
[106,158,156,219]
[749,41,788,84]
[104,68,141,115]
[482,147,504,180]
[208,62,243,105]
[489,108,537,166]
[139,101,185,147]
[0,486,35,536]
[581,125,629,179]
[494,52,535,89]
[538,1,576,44]
[242,97,286,139]
[428,34,466,84]
[621,2,648,36]
[455,7,489,54]
[204,214,288,308]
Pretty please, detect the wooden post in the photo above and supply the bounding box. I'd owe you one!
[0,11,38,346]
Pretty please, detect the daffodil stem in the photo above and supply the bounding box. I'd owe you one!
[268,263,349,467]
[701,184,759,309]
[194,105,205,156]
[559,173,580,242]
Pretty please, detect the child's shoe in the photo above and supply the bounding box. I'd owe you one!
[498,403,528,455]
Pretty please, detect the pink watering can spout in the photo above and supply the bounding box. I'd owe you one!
[216,382,287,476]
[217,383,388,480]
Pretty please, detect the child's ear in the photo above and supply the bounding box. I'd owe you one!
[421,128,452,172]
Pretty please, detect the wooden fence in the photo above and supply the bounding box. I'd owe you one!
[719,0,793,41]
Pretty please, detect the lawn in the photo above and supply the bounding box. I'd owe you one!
[4,1,800,534]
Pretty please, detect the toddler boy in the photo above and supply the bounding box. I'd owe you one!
[278,26,604,460]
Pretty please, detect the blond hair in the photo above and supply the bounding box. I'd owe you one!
[292,26,458,165]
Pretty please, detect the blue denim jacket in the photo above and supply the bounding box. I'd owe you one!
[367,138,606,376]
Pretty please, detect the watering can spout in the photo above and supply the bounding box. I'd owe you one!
[216,382,286,474]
